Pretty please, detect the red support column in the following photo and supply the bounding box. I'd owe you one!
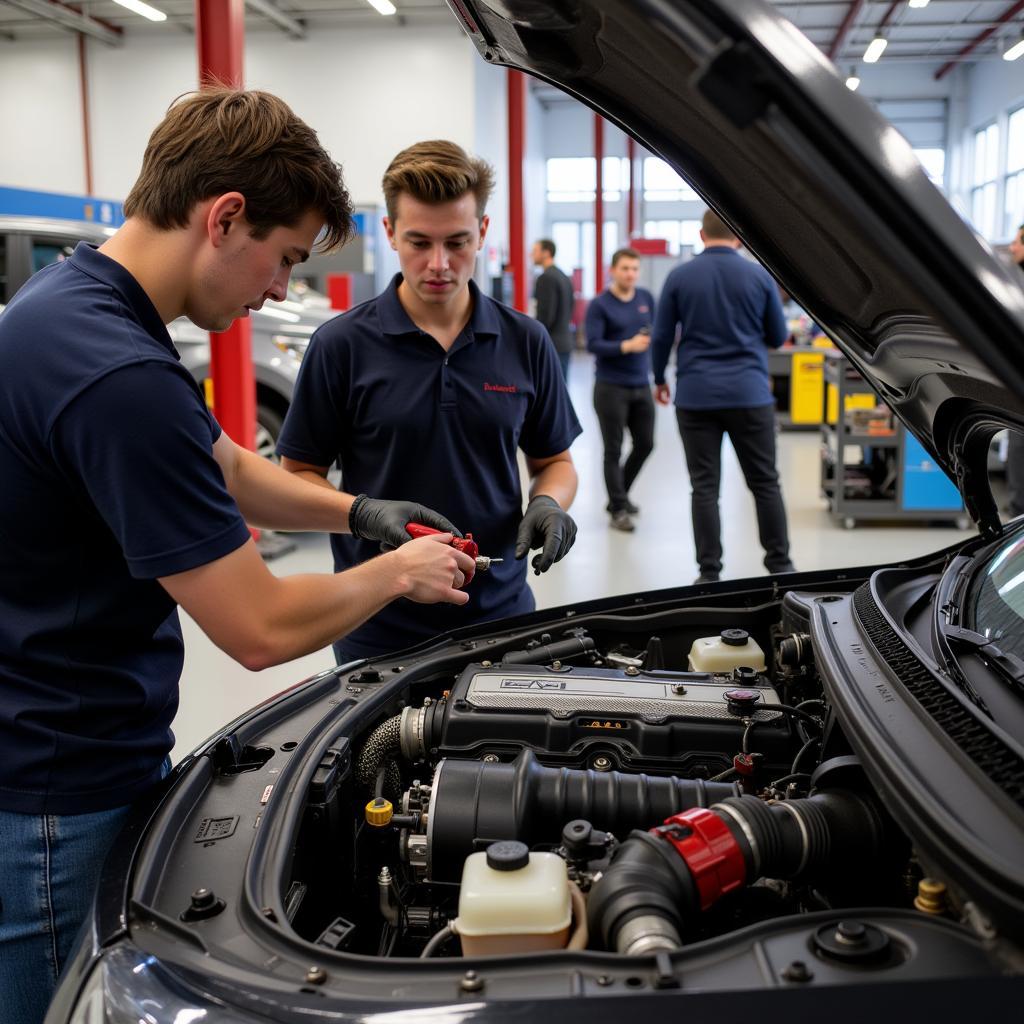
[594,114,604,296]
[626,135,636,241]
[507,69,527,312]
[194,0,255,455]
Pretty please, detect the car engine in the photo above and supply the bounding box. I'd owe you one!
[280,590,982,970]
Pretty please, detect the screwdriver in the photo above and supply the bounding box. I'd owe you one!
[405,522,503,583]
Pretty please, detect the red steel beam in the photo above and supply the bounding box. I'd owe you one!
[507,69,527,313]
[935,0,1024,79]
[594,114,604,296]
[194,0,256,455]
[77,30,93,195]
[828,0,866,61]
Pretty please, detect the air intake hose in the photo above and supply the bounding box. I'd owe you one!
[588,788,888,955]
[425,749,739,880]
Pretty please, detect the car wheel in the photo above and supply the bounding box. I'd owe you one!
[256,405,284,463]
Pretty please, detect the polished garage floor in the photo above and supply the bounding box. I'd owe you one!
[172,352,972,761]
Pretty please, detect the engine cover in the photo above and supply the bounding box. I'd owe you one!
[408,663,792,776]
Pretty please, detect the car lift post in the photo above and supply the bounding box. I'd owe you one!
[194,0,293,559]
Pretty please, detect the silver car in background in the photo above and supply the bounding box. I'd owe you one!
[0,215,332,457]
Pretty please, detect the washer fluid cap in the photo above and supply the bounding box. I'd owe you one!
[720,629,750,647]
[486,840,530,871]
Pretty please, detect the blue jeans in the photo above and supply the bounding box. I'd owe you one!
[0,760,170,1024]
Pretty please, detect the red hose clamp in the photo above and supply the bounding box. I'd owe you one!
[652,808,747,911]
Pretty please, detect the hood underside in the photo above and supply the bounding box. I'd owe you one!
[447,0,1024,534]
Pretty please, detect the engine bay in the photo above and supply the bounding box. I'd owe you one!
[265,583,1009,971]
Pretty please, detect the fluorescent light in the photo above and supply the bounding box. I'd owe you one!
[1005,36,1024,62]
[846,75,861,91]
[365,0,397,14]
[111,0,167,21]
[908,0,929,8]
[863,36,888,64]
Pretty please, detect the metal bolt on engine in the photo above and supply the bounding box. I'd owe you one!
[460,970,485,993]
[305,966,326,985]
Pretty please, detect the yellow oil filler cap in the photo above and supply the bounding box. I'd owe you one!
[365,797,394,827]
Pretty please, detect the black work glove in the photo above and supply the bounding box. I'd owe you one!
[514,495,577,575]
[348,494,462,551]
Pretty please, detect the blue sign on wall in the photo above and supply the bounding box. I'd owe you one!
[0,186,124,226]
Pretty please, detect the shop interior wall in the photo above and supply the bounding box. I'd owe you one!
[0,25,478,211]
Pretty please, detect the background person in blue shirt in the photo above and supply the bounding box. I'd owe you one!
[0,91,476,1024]
[279,141,581,662]
[652,210,795,583]
[585,248,656,532]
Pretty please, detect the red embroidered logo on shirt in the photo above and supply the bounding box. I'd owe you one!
[484,382,518,393]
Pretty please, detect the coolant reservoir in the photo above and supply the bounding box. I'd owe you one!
[455,841,571,956]
[688,628,766,673]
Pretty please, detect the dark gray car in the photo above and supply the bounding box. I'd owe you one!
[44,1,1024,1021]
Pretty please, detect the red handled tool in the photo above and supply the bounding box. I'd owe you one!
[405,523,503,584]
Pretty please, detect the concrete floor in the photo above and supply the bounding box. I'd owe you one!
[172,352,972,761]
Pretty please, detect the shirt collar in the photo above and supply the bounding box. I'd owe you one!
[68,242,176,353]
[377,273,500,339]
[701,246,741,256]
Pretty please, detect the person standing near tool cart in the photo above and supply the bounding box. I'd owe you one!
[279,140,582,662]
[585,247,657,533]
[652,209,795,583]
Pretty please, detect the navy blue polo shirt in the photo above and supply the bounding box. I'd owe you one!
[277,274,582,657]
[651,247,788,410]
[584,288,656,387]
[0,243,250,814]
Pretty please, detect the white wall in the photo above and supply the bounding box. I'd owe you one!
[0,36,86,194]
[1,24,477,208]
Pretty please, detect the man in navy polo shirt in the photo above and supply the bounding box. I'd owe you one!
[652,209,795,584]
[279,140,582,661]
[0,91,474,1024]
[585,247,657,533]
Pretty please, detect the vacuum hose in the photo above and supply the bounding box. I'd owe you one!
[588,788,888,955]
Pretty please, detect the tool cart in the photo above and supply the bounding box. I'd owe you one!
[819,351,968,530]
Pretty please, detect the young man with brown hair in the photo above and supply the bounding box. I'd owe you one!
[279,140,581,661]
[585,247,657,532]
[0,91,473,1024]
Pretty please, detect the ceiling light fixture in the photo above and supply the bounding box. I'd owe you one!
[111,0,167,21]
[908,0,930,8]
[863,36,888,64]
[365,0,397,14]
[846,70,861,91]
[1004,33,1024,62]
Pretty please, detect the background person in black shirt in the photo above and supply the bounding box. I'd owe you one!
[532,237,576,380]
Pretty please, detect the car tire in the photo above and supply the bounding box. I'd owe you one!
[256,404,284,462]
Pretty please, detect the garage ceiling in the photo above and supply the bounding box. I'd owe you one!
[0,0,1022,73]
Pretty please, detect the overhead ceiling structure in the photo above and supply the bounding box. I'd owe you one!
[0,1,1021,77]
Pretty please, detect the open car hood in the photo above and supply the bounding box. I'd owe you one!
[446,0,1024,536]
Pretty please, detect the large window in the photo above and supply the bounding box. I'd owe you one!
[971,123,1000,239]
[1005,107,1024,239]
[642,219,704,256]
[913,148,946,189]
[547,157,630,203]
[551,220,620,297]
[642,158,699,202]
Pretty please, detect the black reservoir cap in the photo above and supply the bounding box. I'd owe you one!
[486,840,530,871]
[724,688,762,715]
[721,628,749,647]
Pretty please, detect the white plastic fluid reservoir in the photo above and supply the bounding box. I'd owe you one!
[688,628,766,673]
[455,842,571,956]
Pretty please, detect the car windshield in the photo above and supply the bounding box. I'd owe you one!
[967,532,1024,659]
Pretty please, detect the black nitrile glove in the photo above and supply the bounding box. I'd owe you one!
[348,494,462,551]
[514,495,577,575]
